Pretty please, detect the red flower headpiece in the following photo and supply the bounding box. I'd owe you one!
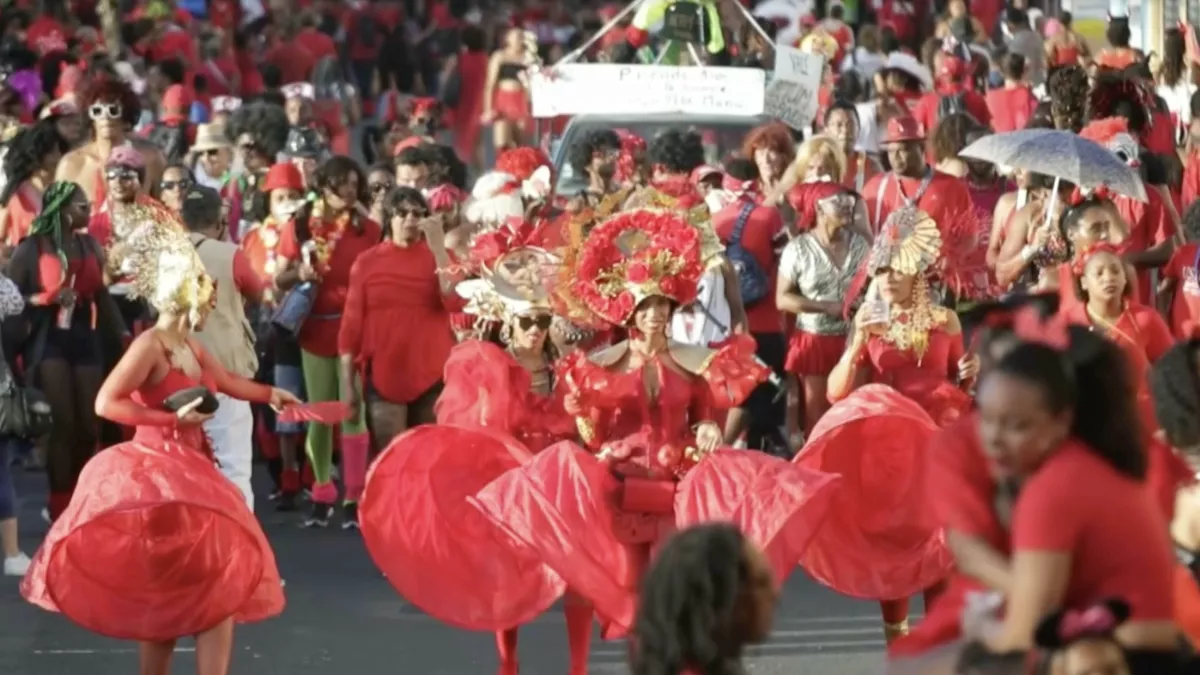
[1071,241,1122,276]
[1012,305,1071,351]
[570,209,703,325]
[495,146,553,183]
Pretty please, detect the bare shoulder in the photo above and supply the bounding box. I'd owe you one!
[934,306,961,334]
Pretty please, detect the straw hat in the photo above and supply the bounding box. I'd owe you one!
[191,123,232,154]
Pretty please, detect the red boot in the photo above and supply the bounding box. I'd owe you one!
[495,628,519,675]
[564,597,593,675]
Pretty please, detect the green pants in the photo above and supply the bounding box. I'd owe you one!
[300,349,367,484]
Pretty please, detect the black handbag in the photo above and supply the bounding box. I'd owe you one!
[0,336,51,439]
[162,386,220,415]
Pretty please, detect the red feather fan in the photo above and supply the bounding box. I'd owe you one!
[932,205,994,301]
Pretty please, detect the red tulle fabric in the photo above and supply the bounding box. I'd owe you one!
[793,384,952,600]
[785,331,847,377]
[21,428,284,641]
[360,425,566,631]
[471,442,842,636]
[436,340,574,451]
[704,335,772,407]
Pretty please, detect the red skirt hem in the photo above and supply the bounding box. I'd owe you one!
[785,331,847,377]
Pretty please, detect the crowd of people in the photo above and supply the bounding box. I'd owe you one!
[4,0,1200,675]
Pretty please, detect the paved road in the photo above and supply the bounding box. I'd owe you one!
[0,466,896,675]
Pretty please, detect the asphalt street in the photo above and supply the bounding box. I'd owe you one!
[0,465,898,675]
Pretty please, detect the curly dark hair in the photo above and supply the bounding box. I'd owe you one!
[0,119,67,204]
[631,523,750,675]
[80,75,141,129]
[1047,66,1088,133]
[1150,340,1200,449]
[647,128,705,175]
[994,327,1146,479]
[568,129,622,176]
[227,102,290,159]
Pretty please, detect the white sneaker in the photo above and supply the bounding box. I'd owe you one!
[4,552,31,576]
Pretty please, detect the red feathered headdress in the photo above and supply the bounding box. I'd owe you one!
[1079,117,1141,167]
[495,146,553,183]
[426,184,467,213]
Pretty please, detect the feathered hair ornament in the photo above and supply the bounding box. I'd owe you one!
[464,168,552,227]
[1071,241,1123,276]
[495,146,553,184]
[1034,598,1130,650]
[118,216,215,328]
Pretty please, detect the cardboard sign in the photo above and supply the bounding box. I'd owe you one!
[764,46,825,130]
[530,64,766,118]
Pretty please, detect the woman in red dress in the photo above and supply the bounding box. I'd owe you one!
[21,213,296,675]
[467,208,843,638]
[338,186,459,451]
[360,236,586,675]
[796,210,980,642]
[449,25,490,171]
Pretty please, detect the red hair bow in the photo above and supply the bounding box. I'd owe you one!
[1058,605,1118,642]
[1012,306,1071,351]
[1071,241,1122,276]
[410,97,441,116]
[1069,185,1113,206]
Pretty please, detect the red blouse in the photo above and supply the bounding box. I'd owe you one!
[1013,439,1174,621]
[337,241,461,404]
[852,328,971,426]
[278,216,382,358]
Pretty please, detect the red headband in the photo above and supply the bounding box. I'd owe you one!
[1071,242,1122,276]
[1059,605,1118,642]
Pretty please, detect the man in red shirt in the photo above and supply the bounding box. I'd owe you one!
[985,52,1037,132]
[862,117,974,237]
[264,21,317,86]
[912,53,990,133]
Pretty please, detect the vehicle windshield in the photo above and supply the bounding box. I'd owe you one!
[552,116,771,196]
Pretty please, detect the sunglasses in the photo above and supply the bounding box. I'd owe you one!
[517,314,552,331]
[161,179,191,191]
[237,141,261,154]
[105,168,139,181]
[394,207,428,219]
[199,149,222,158]
[89,102,122,120]
[369,181,392,194]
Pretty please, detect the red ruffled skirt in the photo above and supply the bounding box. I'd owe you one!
[785,331,846,377]
[21,433,284,641]
[493,89,531,130]
[792,384,952,600]
[471,442,843,636]
[360,425,565,631]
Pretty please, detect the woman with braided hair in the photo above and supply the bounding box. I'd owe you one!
[8,181,123,521]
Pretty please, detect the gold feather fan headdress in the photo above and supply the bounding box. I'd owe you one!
[118,216,216,327]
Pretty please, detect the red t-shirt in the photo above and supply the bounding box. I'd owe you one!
[1115,189,1176,305]
[985,86,1038,133]
[1183,153,1200,207]
[1013,439,1175,620]
[265,41,317,86]
[145,27,197,64]
[231,249,266,299]
[912,87,991,135]
[862,170,974,237]
[343,8,382,61]
[25,17,69,56]
[295,28,338,63]
[1163,242,1200,339]
[278,217,383,357]
[713,197,785,334]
